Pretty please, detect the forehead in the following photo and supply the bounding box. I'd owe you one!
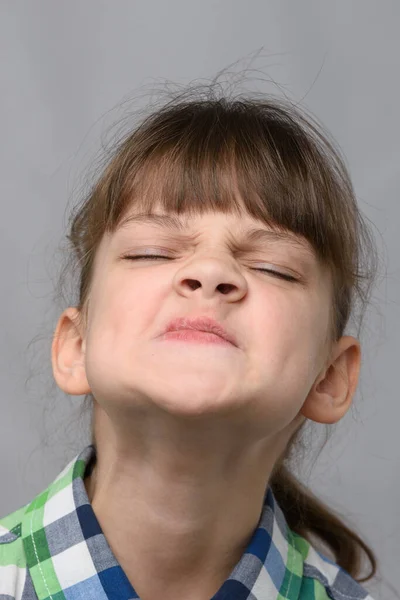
[116,208,316,256]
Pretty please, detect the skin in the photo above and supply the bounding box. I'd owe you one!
[51,203,361,600]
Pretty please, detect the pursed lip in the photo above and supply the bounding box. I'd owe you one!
[162,316,238,347]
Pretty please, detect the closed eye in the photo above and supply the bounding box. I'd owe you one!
[254,268,297,282]
[124,254,172,262]
[123,255,297,282]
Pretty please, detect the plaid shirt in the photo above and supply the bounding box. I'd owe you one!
[0,444,375,600]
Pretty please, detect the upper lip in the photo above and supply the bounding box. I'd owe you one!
[163,316,238,347]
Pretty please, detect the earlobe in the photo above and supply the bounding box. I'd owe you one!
[300,336,361,425]
[51,307,91,396]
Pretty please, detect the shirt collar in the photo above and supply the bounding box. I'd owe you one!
[18,444,367,600]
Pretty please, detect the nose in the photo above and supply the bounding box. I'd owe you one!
[173,257,248,302]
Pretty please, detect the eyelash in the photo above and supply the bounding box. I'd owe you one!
[123,255,298,282]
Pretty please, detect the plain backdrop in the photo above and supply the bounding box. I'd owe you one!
[0,2,399,598]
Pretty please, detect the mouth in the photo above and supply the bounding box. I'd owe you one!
[160,329,234,346]
[161,316,238,347]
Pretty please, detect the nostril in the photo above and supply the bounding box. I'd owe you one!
[185,279,202,291]
[217,283,236,294]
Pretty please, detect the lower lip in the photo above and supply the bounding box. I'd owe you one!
[160,330,234,346]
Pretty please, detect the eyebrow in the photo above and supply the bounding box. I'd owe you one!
[117,213,314,256]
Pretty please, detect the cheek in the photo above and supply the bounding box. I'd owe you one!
[251,292,312,342]
[250,293,326,379]
[83,277,163,399]
[89,274,162,345]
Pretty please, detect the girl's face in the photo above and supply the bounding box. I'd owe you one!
[80,205,332,438]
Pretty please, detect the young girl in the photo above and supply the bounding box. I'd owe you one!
[0,84,384,600]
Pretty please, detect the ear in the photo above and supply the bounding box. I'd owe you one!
[300,336,361,424]
[51,307,91,396]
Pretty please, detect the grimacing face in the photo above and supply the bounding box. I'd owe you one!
[52,205,360,444]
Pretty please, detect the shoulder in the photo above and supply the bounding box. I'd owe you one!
[290,530,376,600]
[0,502,34,599]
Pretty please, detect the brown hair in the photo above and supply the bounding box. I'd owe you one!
[58,81,381,583]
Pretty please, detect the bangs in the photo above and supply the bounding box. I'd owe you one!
[102,100,355,269]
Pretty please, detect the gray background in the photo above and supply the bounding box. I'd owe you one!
[0,1,398,597]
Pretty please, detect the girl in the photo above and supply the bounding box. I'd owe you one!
[0,84,384,600]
